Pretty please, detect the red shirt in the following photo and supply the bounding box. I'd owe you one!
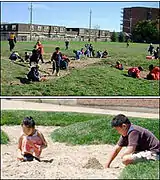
[150,67,160,80]
[128,67,140,78]
[37,44,44,54]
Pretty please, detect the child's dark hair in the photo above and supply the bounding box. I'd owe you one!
[55,47,60,51]
[22,116,35,128]
[111,114,131,127]
[138,66,143,71]
[149,64,154,71]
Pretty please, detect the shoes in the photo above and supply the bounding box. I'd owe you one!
[56,72,60,76]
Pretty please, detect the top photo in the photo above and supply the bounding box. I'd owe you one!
[1,1,159,96]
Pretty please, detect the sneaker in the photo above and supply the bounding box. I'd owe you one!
[56,72,60,76]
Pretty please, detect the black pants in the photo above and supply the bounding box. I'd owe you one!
[9,40,15,51]
[39,54,44,63]
[52,60,60,73]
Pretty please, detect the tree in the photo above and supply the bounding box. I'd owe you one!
[132,20,159,43]
[118,32,125,42]
[111,31,118,42]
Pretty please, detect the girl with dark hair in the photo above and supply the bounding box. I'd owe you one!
[17,117,47,162]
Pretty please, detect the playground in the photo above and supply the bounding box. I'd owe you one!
[1,41,159,96]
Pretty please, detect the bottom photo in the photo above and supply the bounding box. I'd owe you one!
[1,98,159,179]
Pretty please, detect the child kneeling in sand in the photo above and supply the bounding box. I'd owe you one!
[105,114,159,168]
[17,117,47,162]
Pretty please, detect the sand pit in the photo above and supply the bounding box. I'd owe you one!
[1,125,125,179]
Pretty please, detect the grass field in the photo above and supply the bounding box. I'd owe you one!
[1,110,159,145]
[1,41,159,96]
[1,110,159,179]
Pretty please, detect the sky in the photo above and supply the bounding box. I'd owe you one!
[1,1,159,32]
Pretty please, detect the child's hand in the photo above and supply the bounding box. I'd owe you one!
[17,149,24,160]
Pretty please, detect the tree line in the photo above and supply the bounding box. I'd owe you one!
[111,20,159,43]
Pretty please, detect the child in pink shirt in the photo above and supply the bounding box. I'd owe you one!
[17,116,47,161]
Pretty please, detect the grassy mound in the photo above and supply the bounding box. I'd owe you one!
[1,130,9,144]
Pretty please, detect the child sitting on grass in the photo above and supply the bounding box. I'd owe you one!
[128,66,143,78]
[17,116,47,162]
[105,114,160,168]
[115,61,124,70]
[9,51,24,62]
[146,64,160,80]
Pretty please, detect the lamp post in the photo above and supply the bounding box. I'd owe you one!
[29,2,33,41]
[88,9,92,42]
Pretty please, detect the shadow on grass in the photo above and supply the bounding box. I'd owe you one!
[123,74,131,77]
[16,77,31,84]
[14,62,27,68]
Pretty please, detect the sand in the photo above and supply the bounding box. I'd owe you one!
[1,125,125,179]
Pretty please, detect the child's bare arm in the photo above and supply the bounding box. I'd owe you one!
[37,131,47,149]
[105,144,122,168]
[18,135,23,151]
[17,135,24,160]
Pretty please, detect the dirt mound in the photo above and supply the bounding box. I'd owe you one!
[83,157,104,169]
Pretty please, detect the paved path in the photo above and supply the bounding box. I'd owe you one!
[1,99,159,119]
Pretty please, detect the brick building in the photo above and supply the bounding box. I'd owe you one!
[1,23,111,42]
[121,7,159,33]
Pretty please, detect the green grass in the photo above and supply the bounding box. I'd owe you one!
[1,110,159,145]
[119,161,159,179]
[51,116,159,145]
[1,41,159,96]
[1,130,9,144]
[1,110,107,126]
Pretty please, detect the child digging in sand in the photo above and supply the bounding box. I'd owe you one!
[105,114,160,168]
[17,117,47,162]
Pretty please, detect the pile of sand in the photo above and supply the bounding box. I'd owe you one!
[83,157,104,169]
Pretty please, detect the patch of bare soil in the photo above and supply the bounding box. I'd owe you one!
[1,125,125,179]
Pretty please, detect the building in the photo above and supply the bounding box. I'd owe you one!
[1,23,111,42]
[121,7,160,33]
[1,23,66,41]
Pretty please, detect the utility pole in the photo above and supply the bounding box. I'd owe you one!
[89,9,92,42]
[29,2,33,41]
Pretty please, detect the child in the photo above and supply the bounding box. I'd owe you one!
[148,43,154,55]
[51,47,63,76]
[96,51,103,58]
[73,50,82,61]
[128,66,143,78]
[115,61,124,70]
[24,52,30,62]
[9,51,24,62]
[17,116,47,161]
[27,65,41,82]
[105,114,159,168]
[102,50,108,58]
[35,40,44,63]
[146,64,160,80]
[65,39,69,50]
[8,32,17,51]
[60,54,70,70]
[29,48,40,66]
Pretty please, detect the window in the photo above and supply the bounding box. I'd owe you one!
[12,25,16,30]
[38,26,42,31]
[54,27,58,32]
[5,25,8,30]
[31,25,34,31]
[80,29,84,33]
[44,26,49,32]
[30,25,34,31]
[60,27,64,32]
[1,25,4,30]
